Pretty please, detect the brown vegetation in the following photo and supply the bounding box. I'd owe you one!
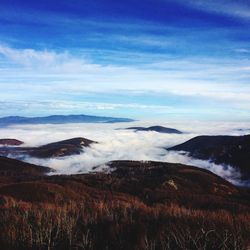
[0,158,249,249]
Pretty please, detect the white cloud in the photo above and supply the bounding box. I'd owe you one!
[0,100,173,112]
[235,48,250,54]
[1,121,249,186]
[174,0,250,20]
[0,44,103,72]
[1,44,250,115]
[0,45,58,66]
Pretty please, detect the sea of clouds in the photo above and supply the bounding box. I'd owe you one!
[0,120,250,185]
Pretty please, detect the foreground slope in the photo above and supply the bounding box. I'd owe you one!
[168,134,250,180]
[0,157,249,249]
[0,156,51,177]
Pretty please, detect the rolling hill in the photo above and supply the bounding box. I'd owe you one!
[0,139,24,146]
[168,134,250,180]
[0,157,249,249]
[125,125,183,134]
[0,137,96,158]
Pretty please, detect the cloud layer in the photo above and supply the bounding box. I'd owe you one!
[1,45,250,120]
[1,121,249,186]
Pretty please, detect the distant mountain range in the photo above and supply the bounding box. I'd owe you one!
[125,126,183,134]
[168,134,250,180]
[0,115,134,126]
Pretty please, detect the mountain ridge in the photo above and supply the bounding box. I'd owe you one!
[0,114,134,126]
[168,134,250,180]
[0,137,96,158]
[125,125,183,134]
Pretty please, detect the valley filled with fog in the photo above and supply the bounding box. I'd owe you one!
[1,120,250,185]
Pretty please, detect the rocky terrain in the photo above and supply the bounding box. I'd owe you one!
[168,134,250,180]
[0,157,249,249]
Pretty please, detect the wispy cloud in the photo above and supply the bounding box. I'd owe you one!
[0,100,174,113]
[0,45,58,66]
[175,0,250,20]
[0,44,103,72]
[0,44,250,120]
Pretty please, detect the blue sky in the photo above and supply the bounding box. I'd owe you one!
[0,0,250,120]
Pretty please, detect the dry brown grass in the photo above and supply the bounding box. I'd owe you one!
[0,197,249,250]
[0,159,250,249]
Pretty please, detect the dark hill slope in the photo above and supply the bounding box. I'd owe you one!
[0,156,51,177]
[126,126,183,134]
[0,139,23,146]
[0,137,96,158]
[0,158,249,249]
[0,158,247,208]
[168,134,250,180]
[30,137,95,158]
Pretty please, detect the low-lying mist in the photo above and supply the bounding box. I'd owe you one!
[0,120,250,186]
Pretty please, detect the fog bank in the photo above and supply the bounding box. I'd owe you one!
[0,120,249,185]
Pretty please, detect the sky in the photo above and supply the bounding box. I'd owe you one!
[0,0,250,120]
